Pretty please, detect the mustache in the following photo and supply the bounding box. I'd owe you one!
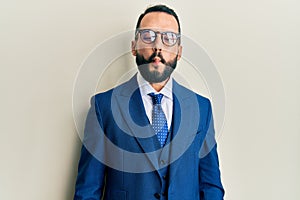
[147,52,166,64]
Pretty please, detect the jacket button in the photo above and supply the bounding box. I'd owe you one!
[154,193,161,199]
[163,175,167,180]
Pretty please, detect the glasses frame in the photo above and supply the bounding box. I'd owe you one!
[135,29,181,47]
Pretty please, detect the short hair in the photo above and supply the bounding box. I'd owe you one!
[135,5,181,34]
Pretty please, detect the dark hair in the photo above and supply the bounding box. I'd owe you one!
[135,5,181,34]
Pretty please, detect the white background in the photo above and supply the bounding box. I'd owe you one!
[1,0,299,199]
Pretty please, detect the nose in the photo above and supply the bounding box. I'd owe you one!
[152,34,163,52]
[153,47,162,52]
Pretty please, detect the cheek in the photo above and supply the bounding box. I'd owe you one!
[162,50,179,61]
[163,47,179,56]
[136,46,153,58]
[135,41,151,51]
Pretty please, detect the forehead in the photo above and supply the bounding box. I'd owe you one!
[140,12,179,33]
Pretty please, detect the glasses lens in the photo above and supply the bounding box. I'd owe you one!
[162,32,178,46]
[140,30,156,44]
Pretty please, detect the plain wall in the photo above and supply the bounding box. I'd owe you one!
[0,0,299,199]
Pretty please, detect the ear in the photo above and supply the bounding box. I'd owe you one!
[177,45,182,60]
[131,40,137,56]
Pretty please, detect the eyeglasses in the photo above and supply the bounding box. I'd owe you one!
[136,29,181,47]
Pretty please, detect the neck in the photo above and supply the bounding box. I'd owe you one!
[150,77,170,92]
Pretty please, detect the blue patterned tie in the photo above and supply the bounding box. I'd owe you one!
[148,93,168,147]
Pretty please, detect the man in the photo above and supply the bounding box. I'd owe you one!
[74,4,224,200]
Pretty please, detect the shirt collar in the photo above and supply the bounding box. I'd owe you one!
[137,72,173,100]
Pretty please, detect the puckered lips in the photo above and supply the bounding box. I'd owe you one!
[151,56,162,67]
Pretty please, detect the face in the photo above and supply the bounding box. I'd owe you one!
[131,12,182,83]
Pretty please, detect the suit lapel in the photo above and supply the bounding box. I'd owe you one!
[168,80,200,181]
[129,88,162,152]
[113,75,161,170]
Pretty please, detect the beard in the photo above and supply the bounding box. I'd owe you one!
[136,51,178,83]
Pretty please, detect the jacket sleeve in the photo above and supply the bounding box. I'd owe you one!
[199,100,225,200]
[74,97,106,200]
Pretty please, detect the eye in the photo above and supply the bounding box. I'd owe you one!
[141,30,156,43]
[163,32,177,45]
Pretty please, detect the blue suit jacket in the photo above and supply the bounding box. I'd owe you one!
[74,75,224,200]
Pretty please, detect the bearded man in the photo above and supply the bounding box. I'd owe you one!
[74,4,224,200]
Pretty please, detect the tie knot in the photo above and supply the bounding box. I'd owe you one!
[148,93,164,105]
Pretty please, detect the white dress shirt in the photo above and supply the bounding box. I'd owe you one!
[137,73,173,130]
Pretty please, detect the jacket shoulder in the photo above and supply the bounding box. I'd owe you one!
[173,80,211,108]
